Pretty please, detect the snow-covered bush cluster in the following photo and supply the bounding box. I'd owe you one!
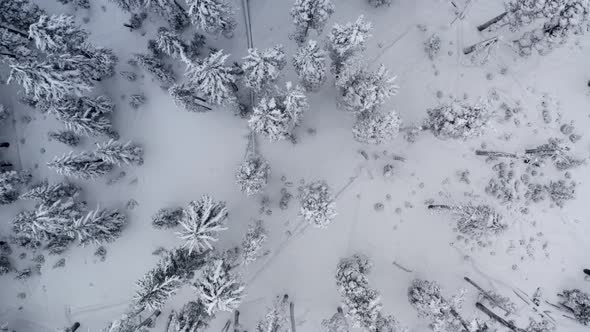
[429,204,507,244]
[559,289,590,325]
[408,279,467,332]
[352,110,401,144]
[424,100,492,140]
[235,156,271,196]
[298,180,337,228]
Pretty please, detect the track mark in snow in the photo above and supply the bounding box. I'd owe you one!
[369,26,413,65]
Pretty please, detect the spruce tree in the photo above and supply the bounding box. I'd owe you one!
[20,180,81,205]
[134,53,176,87]
[0,170,31,205]
[67,207,127,246]
[194,258,245,315]
[28,14,89,54]
[168,83,212,112]
[241,219,267,265]
[94,140,144,166]
[293,40,327,92]
[48,130,81,146]
[166,301,211,332]
[152,207,184,229]
[155,27,188,60]
[177,195,229,253]
[186,0,236,38]
[327,16,372,74]
[47,151,114,179]
[256,295,291,332]
[46,95,116,137]
[290,0,335,44]
[184,50,238,106]
[0,0,45,32]
[242,45,287,93]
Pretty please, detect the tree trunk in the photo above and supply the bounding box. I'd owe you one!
[464,277,511,315]
[0,142,9,148]
[477,12,508,31]
[173,0,189,19]
[427,204,452,210]
[138,310,161,327]
[475,150,518,159]
[221,320,231,332]
[290,301,296,332]
[476,303,524,332]
[164,313,173,332]
[233,310,240,332]
[584,268,590,277]
[463,36,499,55]
[68,322,80,332]
[449,308,471,332]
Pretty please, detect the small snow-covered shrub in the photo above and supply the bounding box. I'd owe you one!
[352,110,401,144]
[48,130,80,147]
[241,219,267,265]
[236,156,271,196]
[424,100,491,140]
[424,34,441,60]
[299,180,336,228]
[152,207,184,229]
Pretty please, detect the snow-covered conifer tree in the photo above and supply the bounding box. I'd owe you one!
[155,27,188,60]
[327,16,372,73]
[559,289,590,325]
[0,170,31,205]
[28,15,89,54]
[248,83,309,141]
[48,130,81,146]
[186,0,236,38]
[368,0,392,7]
[236,156,271,196]
[0,28,35,62]
[47,95,116,137]
[194,258,245,315]
[152,207,184,229]
[322,307,350,332]
[20,180,80,205]
[177,195,228,253]
[408,279,468,332]
[299,180,336,228]
[94,140,144,166]
[256,295,290,332]
[168,83,212,112]
[134,53,176,87]
[352,110,401,144]
[290,0,335,44]
[427,204,507,242]
[68,207,127,245]
[47,151,114,179]
[184,50,238,105]
[424,100,491,140]
[0,0,45,32]
[242,45,287,93]
[8,60,93,101]
[166,301,211,332]
[292,40,327,91]
[241,219,267,265]
[336,62,398,114]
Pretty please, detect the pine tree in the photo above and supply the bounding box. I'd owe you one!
[67,207,127,246]
[47,151,114,179]
[424,100,491,140]
[28,14,89,54]
[559,289,590,325]
[256,295,290,332]
[352,110,401,144]
[194,258,245,315]
[152,207,184,229]
[48,130,81,146]
[290,0,335,44]
[166,301,211,332]
[46,95,115,137]
[336,61,398,114]
[20,180,80,205]
[293,40,327,91]
[248,83,309,141]
[0,170,31,205]
[299,180,336,228]
[95,140,144,166]
[186,0,236,38]
[168,83,212,112]
[327,16,372,74]
[8,60,93,101]
[242,45,287,93]
[155,27,188,60]
[241,219,267,265]
[177,195,229,253]
[236,156,271,196]
[79,47,118,80]
[135,273,183,312]
[408,279,468,332]
[134,53,176,87]
[184,50,238,105]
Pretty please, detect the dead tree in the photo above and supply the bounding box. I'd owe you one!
[477,12,508,31]
[464,277,512,315]
[463,36,499,55]
[476,302,524,332]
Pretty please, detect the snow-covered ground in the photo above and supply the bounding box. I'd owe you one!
[1,0,590,331]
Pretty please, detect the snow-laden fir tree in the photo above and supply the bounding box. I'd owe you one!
[194,258,245,315]
[424,100,491,140]
[134,53,176,87]
[8,60,93,101]
[352,110,401,144]
[327,16,372,74]
[336,60,398,114]
[292,40,327,91]
[95,140,144,166]
[155,27,188,61]
[290,0,335,44]
[408,279,468,332]
[46,95,116,137]
[28,14,89,54]
[428,204,507,242]
[177,195,228,253]
[236,156,271,196]
[0,0,45,32]
[322,307,350,332]
[559,289,590,325]
[186,0,236,38]
[100,314,149,332]
[47,151,113,179]
[249,83,309,141]
[110,0,189,32]
[48,130,80,146]
[299,180,336,228]
[241,219,267,265]
[133,247,210,311]
[168,83,212,112]
[242,45,287,93]
[256,295,290,332]
[368,0,392,7]
[166,301,211,332]
[0,170,31,205]
[67,207,127,246]
[0,27,35,62]
[20,180,80,205]
[152,207,184,229]
[185,50,239,106]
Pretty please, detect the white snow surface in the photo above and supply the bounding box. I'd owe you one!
[1,0,590,331]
